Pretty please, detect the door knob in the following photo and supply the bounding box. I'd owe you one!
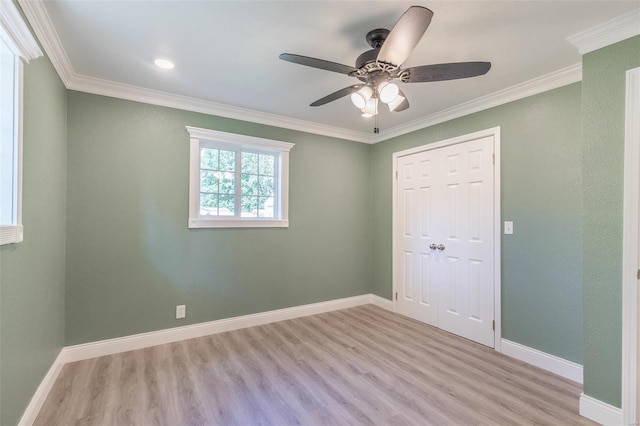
[437,244,445,251]
[429,243,437,250]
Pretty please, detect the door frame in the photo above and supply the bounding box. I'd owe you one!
[391,126,502,351]
[622,66,640,426]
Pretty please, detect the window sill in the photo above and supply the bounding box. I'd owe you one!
[188,218,289,229]
[0,224,23,245]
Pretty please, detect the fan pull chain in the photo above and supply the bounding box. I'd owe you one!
[374,101,380,134]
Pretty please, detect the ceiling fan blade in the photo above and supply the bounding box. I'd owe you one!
[377,6,433,67]
[279,53,357,75]
[310,85,364,107]
[403,62,491,83]
[388,89,410,112]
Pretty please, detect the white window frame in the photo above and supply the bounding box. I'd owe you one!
[0,0,42,245]
[186,126,294,228]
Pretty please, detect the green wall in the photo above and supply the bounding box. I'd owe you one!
[0,56,67,426]
[64,92,372,345]
[371,83,584,363]
[582,35,640,408]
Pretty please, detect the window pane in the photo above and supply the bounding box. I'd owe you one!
[259,154,275,176]
[241,152,258,174]
[218,194,235,216]
[200,148,218,170]
[187,127,292,228]
[219,172,235,194]
[219,149,236,171]
[0,37,16,226]
[200,193,218,216]
[258,176,274,197]
[241,173,258,196]
[200,170,219,193]
[241,195,258,217]
[258,197,275,218]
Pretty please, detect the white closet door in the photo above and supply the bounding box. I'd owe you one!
[437,136,495,347]
[395,135,495,347]
[396,149,440,326]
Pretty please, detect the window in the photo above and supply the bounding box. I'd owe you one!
[186,126,294,228]
[0,1,42,245]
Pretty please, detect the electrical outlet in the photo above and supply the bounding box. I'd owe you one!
[176,305,186,319]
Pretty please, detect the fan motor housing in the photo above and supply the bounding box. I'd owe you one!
[357,28,390,69]
[355,28,398,77]
[355,49,379,70]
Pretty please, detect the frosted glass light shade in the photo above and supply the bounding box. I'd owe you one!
[351,86,373,109]
[361,97,378,115]
[379,82,399,104]
[388,94,406,112]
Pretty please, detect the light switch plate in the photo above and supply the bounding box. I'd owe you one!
[504,221,514,235]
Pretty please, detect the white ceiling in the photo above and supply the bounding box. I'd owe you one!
[21,1,640,141]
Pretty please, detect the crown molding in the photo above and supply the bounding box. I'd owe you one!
[373,63,582,143]
[31,54,584,146]
[17,0,72,81]
[67,73,372,143]
[0,0,41,60]
[567,9,640,55]
[17,0,372,143]
[19,0,588,145]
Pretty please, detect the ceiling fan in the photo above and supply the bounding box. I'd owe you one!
[279,6,491,132]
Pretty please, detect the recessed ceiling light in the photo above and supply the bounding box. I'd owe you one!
[154,58,175,70]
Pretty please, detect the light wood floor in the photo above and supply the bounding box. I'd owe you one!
[35,305,595,425]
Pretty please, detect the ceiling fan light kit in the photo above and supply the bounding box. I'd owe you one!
[388,94,408,112]
[279,5,492,132]
[351,86,373,109]
[378,81,399,104]
[361,97,378,116]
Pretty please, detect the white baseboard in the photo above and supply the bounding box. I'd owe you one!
[369,294,394,311]
[501,339,583,383]
[17,350,66,426]
[62,294,372,363]
[579,393,623,425]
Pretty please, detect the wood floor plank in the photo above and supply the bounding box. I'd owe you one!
[295,313,498,425]
[328,308,580,425]
[356,305,586,418]
[247,323,376,425]
[34,305,596,426]
[240,326,341,424]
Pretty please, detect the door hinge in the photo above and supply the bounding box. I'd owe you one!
[395,171,398,180]
[492,154,495,165]
[492,320,495,331]
[395,292,398,300]
[637,269,640,280]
